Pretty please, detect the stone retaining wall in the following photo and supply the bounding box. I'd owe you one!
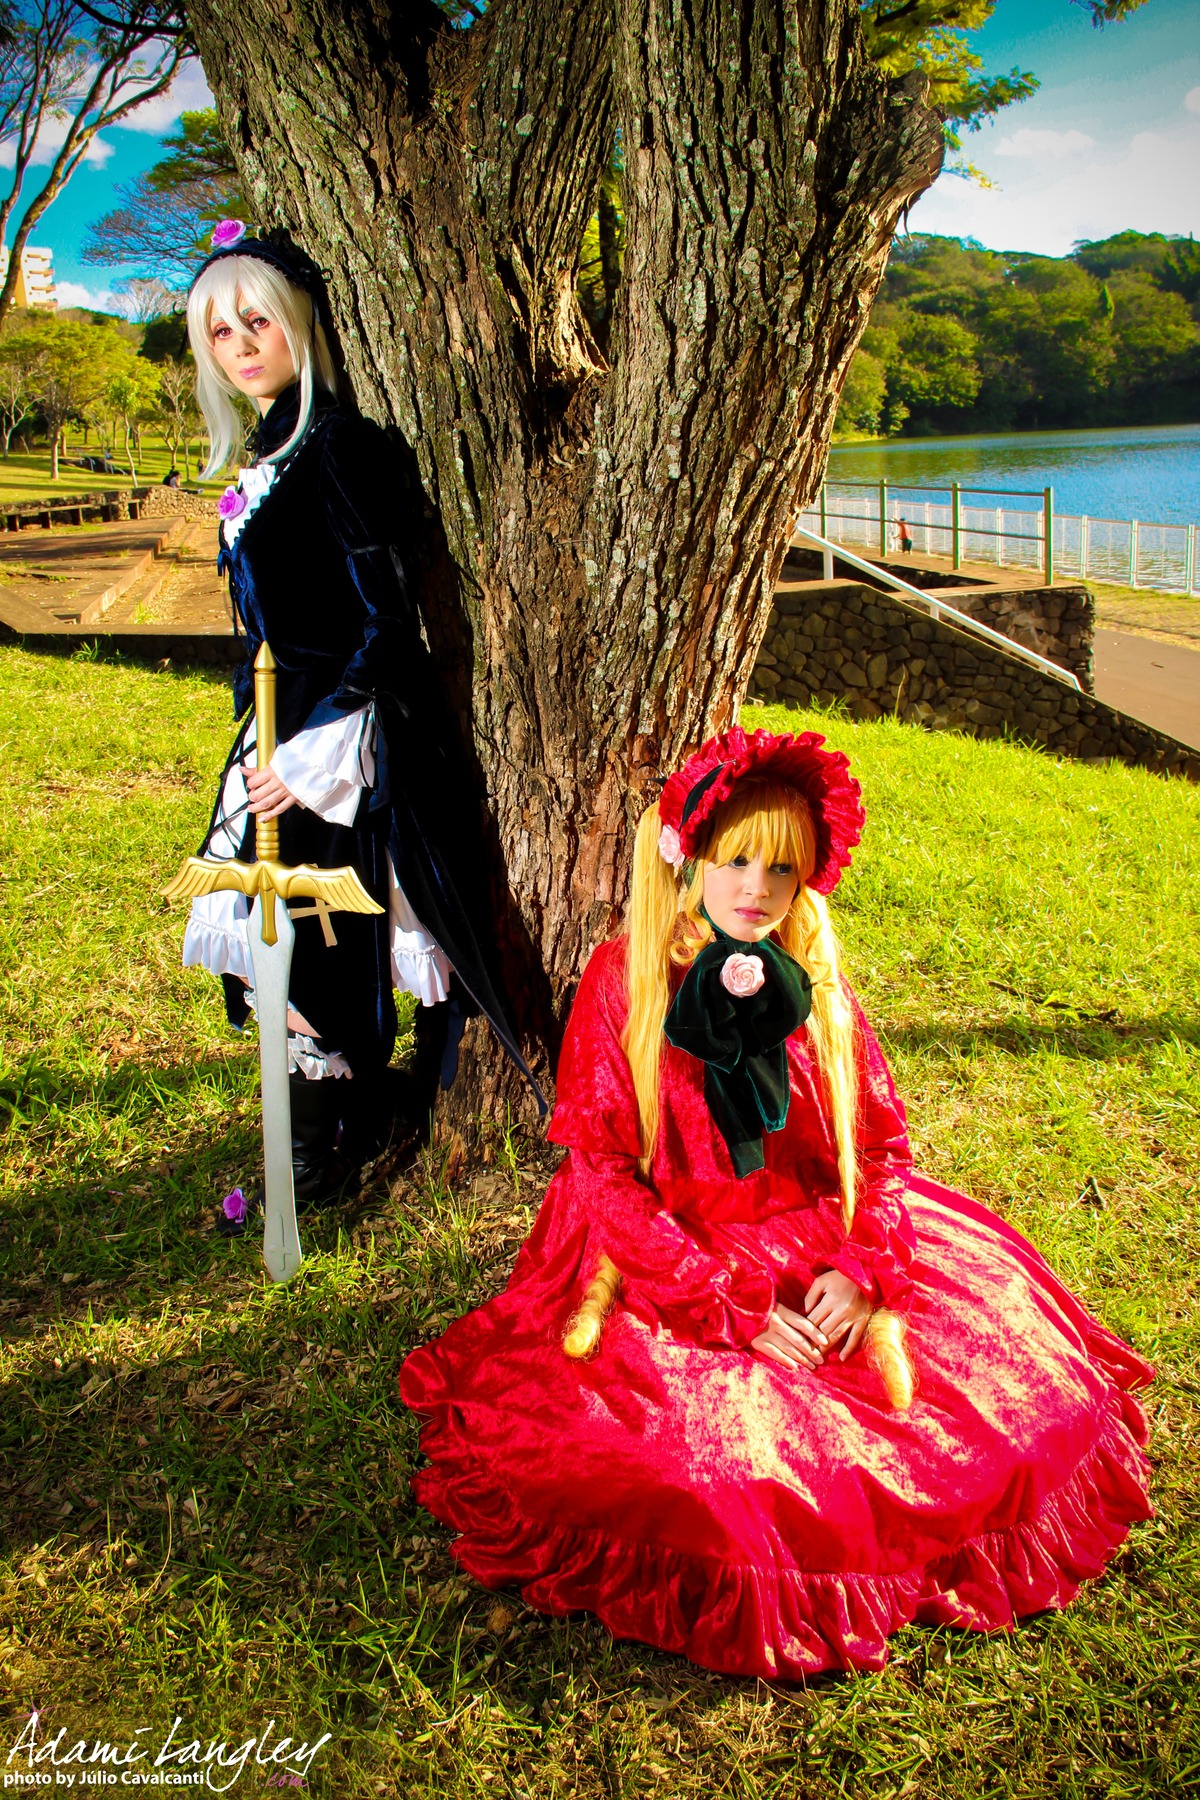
[1,486,216,528]
[133,485,217,520]
[783,548,1093,686]
[752,580,1199,780]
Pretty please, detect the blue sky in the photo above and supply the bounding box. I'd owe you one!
[29,0,1200,306]
[908,0,1200,252]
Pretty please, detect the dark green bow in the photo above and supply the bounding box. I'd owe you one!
[664,919,812,1177]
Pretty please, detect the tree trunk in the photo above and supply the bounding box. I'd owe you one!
[185,0,942,1128]
[50,423,59,482]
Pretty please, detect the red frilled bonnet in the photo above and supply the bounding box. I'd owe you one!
[656,727,865,895]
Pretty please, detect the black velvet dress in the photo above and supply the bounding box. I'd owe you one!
[198,384,532,1094]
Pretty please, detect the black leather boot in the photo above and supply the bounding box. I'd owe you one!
[376,1001,452,1162]
[216,1070,351,1236]
[289,1069,351,1212]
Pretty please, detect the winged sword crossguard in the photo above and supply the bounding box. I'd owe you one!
[164,642,384,1283]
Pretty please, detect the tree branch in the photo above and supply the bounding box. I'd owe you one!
[469,0,614,385]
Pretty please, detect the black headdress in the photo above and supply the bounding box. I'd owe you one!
[188,223,336,336]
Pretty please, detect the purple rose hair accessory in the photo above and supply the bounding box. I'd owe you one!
[222,1187,248,1224]
[720,953,765,998]
[218,485,247,521]
[211,219,247,250]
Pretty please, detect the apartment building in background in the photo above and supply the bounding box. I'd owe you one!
[0,244,58,309]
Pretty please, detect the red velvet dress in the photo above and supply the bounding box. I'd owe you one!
[399,939,1153,1680]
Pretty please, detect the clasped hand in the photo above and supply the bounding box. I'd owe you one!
[752,1270,872,1373]
[244,763,299,820]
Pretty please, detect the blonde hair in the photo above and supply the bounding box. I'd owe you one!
[623,782,860,1227]
[187,253,340,477]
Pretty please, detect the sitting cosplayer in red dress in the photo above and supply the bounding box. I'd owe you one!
[400,728,1153,1681]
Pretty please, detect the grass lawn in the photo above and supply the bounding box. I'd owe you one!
[1089,581,1200,650]
[0,431,218,504]
[1,647,1198,1796]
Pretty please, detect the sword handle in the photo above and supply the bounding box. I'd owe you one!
[254,641,279,865]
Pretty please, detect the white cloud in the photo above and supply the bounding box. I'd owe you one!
[0,119,114,171]
[993,128,1095,160]
[116,56,214,134]
[0,53,211,169]
[1185,86,1200,115]
[56,280,119,311]
[909,116,1200,255]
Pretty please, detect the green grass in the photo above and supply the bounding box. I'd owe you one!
[1,652,1199,1796]
[0,430,218,504]
[1089,581,1200,648]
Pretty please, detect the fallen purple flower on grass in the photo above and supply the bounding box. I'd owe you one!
[222,1187,248,1224]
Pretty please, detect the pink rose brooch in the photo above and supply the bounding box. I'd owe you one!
[218,485,247,521]
[720,953,765,998]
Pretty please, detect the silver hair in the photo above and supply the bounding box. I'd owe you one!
[186,254,340,478]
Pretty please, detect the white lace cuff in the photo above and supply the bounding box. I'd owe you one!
[270,704,376,826]
[390,863,452,1004]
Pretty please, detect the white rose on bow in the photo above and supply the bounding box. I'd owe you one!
[720,953,765,997]
[657,824,685,871]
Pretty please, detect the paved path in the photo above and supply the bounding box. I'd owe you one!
[1094,629,1200,753]
[0,515,225,635]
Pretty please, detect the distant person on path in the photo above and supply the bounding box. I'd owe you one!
[180,221,539,1228]
[401,727,1153,1682]
[897,516,913,555]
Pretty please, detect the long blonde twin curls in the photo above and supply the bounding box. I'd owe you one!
[623,781,860,1229]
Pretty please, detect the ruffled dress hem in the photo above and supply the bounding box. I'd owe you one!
[403,1388,1152,1682]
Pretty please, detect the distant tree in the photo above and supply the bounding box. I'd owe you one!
[84,106,248,289]
[5,311,136,475]
[0,324,42,456]
[113,275,183,323]
[833,343,889,437]
[888,313,981,418]
[104,357,159,478]
[0,2,190,332]
[1159,237,1200,310]
[1072,228,1180,281]
[23,318,102,478]
[1106,271,1200,414]
[154,351,197,479]
[140,311,188,362]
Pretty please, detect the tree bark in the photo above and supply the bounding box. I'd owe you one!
[183,0,943,1127]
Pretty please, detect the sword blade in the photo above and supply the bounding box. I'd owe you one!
[246,893,303,1283]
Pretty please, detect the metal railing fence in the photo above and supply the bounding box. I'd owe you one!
[797,479,1199,596]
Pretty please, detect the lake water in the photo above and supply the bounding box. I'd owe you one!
[826,423,1200,528]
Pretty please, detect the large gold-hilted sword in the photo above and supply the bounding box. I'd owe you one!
[164,642,384,1283]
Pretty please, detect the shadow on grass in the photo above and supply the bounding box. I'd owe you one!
[882,1012,1200,1061]
[4,634,238,687]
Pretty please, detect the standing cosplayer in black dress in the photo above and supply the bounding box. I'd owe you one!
[183,224,538,1212]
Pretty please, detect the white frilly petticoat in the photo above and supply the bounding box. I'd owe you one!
[182,703,452,1005]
